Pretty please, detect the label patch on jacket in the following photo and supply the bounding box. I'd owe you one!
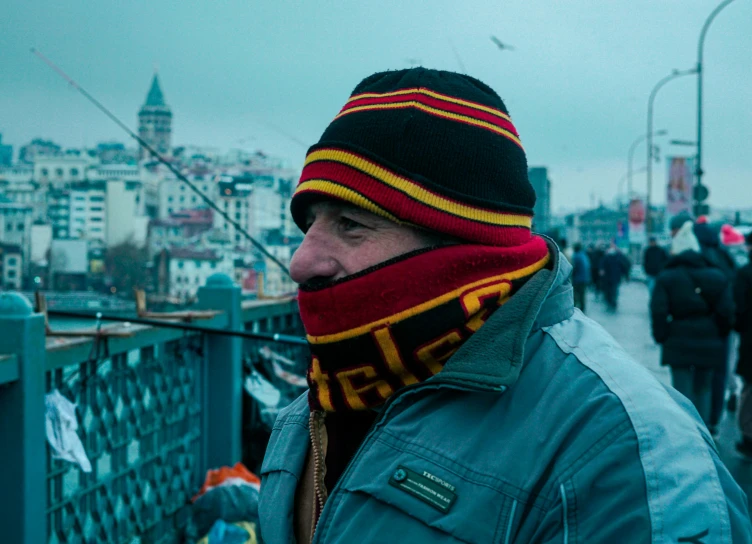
[388,466,457,513]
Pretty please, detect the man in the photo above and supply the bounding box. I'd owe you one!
[681,215,738,436]
[643,236,667,293]
[587,243,604,299]
[735,231,752,459]
[258,68,751,543]
[599,243,630,311]
[571,242,590,312]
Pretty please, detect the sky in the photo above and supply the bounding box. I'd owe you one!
[1,0,750,213]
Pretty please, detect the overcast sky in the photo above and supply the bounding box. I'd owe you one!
[2,0,750,212]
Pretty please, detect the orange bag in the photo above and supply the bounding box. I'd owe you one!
[192,462,261,503]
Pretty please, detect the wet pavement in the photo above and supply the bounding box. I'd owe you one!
[585,281,752,510]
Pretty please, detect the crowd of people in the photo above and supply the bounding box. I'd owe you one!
[645,216,752,458]
[561,219,752,458]
[561,239,632,313]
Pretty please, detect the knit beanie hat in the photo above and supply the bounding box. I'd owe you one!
[671,221,701,255]
[291,68,536,246]
[669,212,694,232]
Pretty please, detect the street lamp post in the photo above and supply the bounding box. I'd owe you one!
[646,68,697,233]
[628,130,666,198]
[696,0,736,214]
[618,166,648,204]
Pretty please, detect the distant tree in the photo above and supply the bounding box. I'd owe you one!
[105,240,149,294]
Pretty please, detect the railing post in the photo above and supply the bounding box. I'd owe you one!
[197,273,243,469]
[0,293,47,544]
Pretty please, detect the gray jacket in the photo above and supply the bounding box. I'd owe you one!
[259,244,752,543]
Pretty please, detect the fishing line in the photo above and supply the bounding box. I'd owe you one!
[31,48,292,278]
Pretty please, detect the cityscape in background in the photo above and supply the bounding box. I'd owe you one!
[1,71,751,305]
[0,73,301,306]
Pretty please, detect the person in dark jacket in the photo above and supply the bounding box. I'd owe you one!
[651,221,734,425]
[600,243,630,311]
[643,236,668,294]
[694,220,737,280]
[587,244,604,299]
[694,219,737,434]
[571,242,591,312]
[735,231,752,457]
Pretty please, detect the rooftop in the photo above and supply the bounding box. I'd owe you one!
[144,73,168,108]
[168,247,220,261]
[152,208,213,228]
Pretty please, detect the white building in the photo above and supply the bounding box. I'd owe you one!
[91,164,140,182]
[258,240,299,297]
[211,171,296,248]
[158,176,217,218]
[0,197,33,275]
[0,244,23,290]
[0,164,33,183]
[105,179,148,247]
[47,188,71,239]
[34,154,93,187]
[69,181,107,241]
[214,176,253,248]
[30,223,52,265]
[167,247,233,299]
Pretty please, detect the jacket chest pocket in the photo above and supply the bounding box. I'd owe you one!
[314,437,526,544]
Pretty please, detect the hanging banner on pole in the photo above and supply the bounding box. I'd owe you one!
[666,157,694,217]
[628,198,646,244]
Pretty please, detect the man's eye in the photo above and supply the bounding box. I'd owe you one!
[339,216,363,231]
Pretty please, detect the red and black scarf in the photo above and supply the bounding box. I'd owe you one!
[298,237,550,412]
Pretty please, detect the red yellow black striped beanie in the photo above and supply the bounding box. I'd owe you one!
[291,68,535,246]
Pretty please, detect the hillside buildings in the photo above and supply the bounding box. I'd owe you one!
[0,72,299,296]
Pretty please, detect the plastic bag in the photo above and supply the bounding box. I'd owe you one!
[193,462,260,502]
[197,520,257,544]
[45,389,92,472]
[187,464,261,543]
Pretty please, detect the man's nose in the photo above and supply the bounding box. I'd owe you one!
[289,227,342,285]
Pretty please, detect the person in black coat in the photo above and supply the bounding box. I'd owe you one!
[600,243,630,311]
[694,220,737,432]
[735,232,752,456]
[650,221,734,426]
[587,244,604,298]
[643,236,668,294]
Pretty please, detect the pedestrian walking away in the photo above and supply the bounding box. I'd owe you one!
[257,68,752,544]
[643,235,668,294]
[571,242,590,312]
[693,218,739,433]
[735,231,752,459]
[587,244,605,299]
[650,221,735,431]
[600,243,630,311]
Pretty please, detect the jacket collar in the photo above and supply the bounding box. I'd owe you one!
[436,238,573,390]
[666,249,709,269]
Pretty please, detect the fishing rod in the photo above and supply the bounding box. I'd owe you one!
[47,309,308,345]
[31,48,292,278]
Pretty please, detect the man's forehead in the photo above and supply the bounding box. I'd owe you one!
[306,199,373,218]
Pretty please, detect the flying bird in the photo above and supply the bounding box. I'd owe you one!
[490,36,515,51]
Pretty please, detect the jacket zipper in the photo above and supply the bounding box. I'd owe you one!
[309,410,328,544]
[310,378,504,543]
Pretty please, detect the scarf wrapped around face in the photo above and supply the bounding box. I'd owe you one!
[298,237,550,412]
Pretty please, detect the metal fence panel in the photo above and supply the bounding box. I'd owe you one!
[45,336,205,544]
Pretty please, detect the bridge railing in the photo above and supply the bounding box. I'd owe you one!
[0,274,304,544]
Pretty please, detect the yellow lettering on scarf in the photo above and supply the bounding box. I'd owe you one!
[415,331,464,375]
[372,327,419,386]
[461,281,512,332]
[309,357,335,412]
[336,365,394,410]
